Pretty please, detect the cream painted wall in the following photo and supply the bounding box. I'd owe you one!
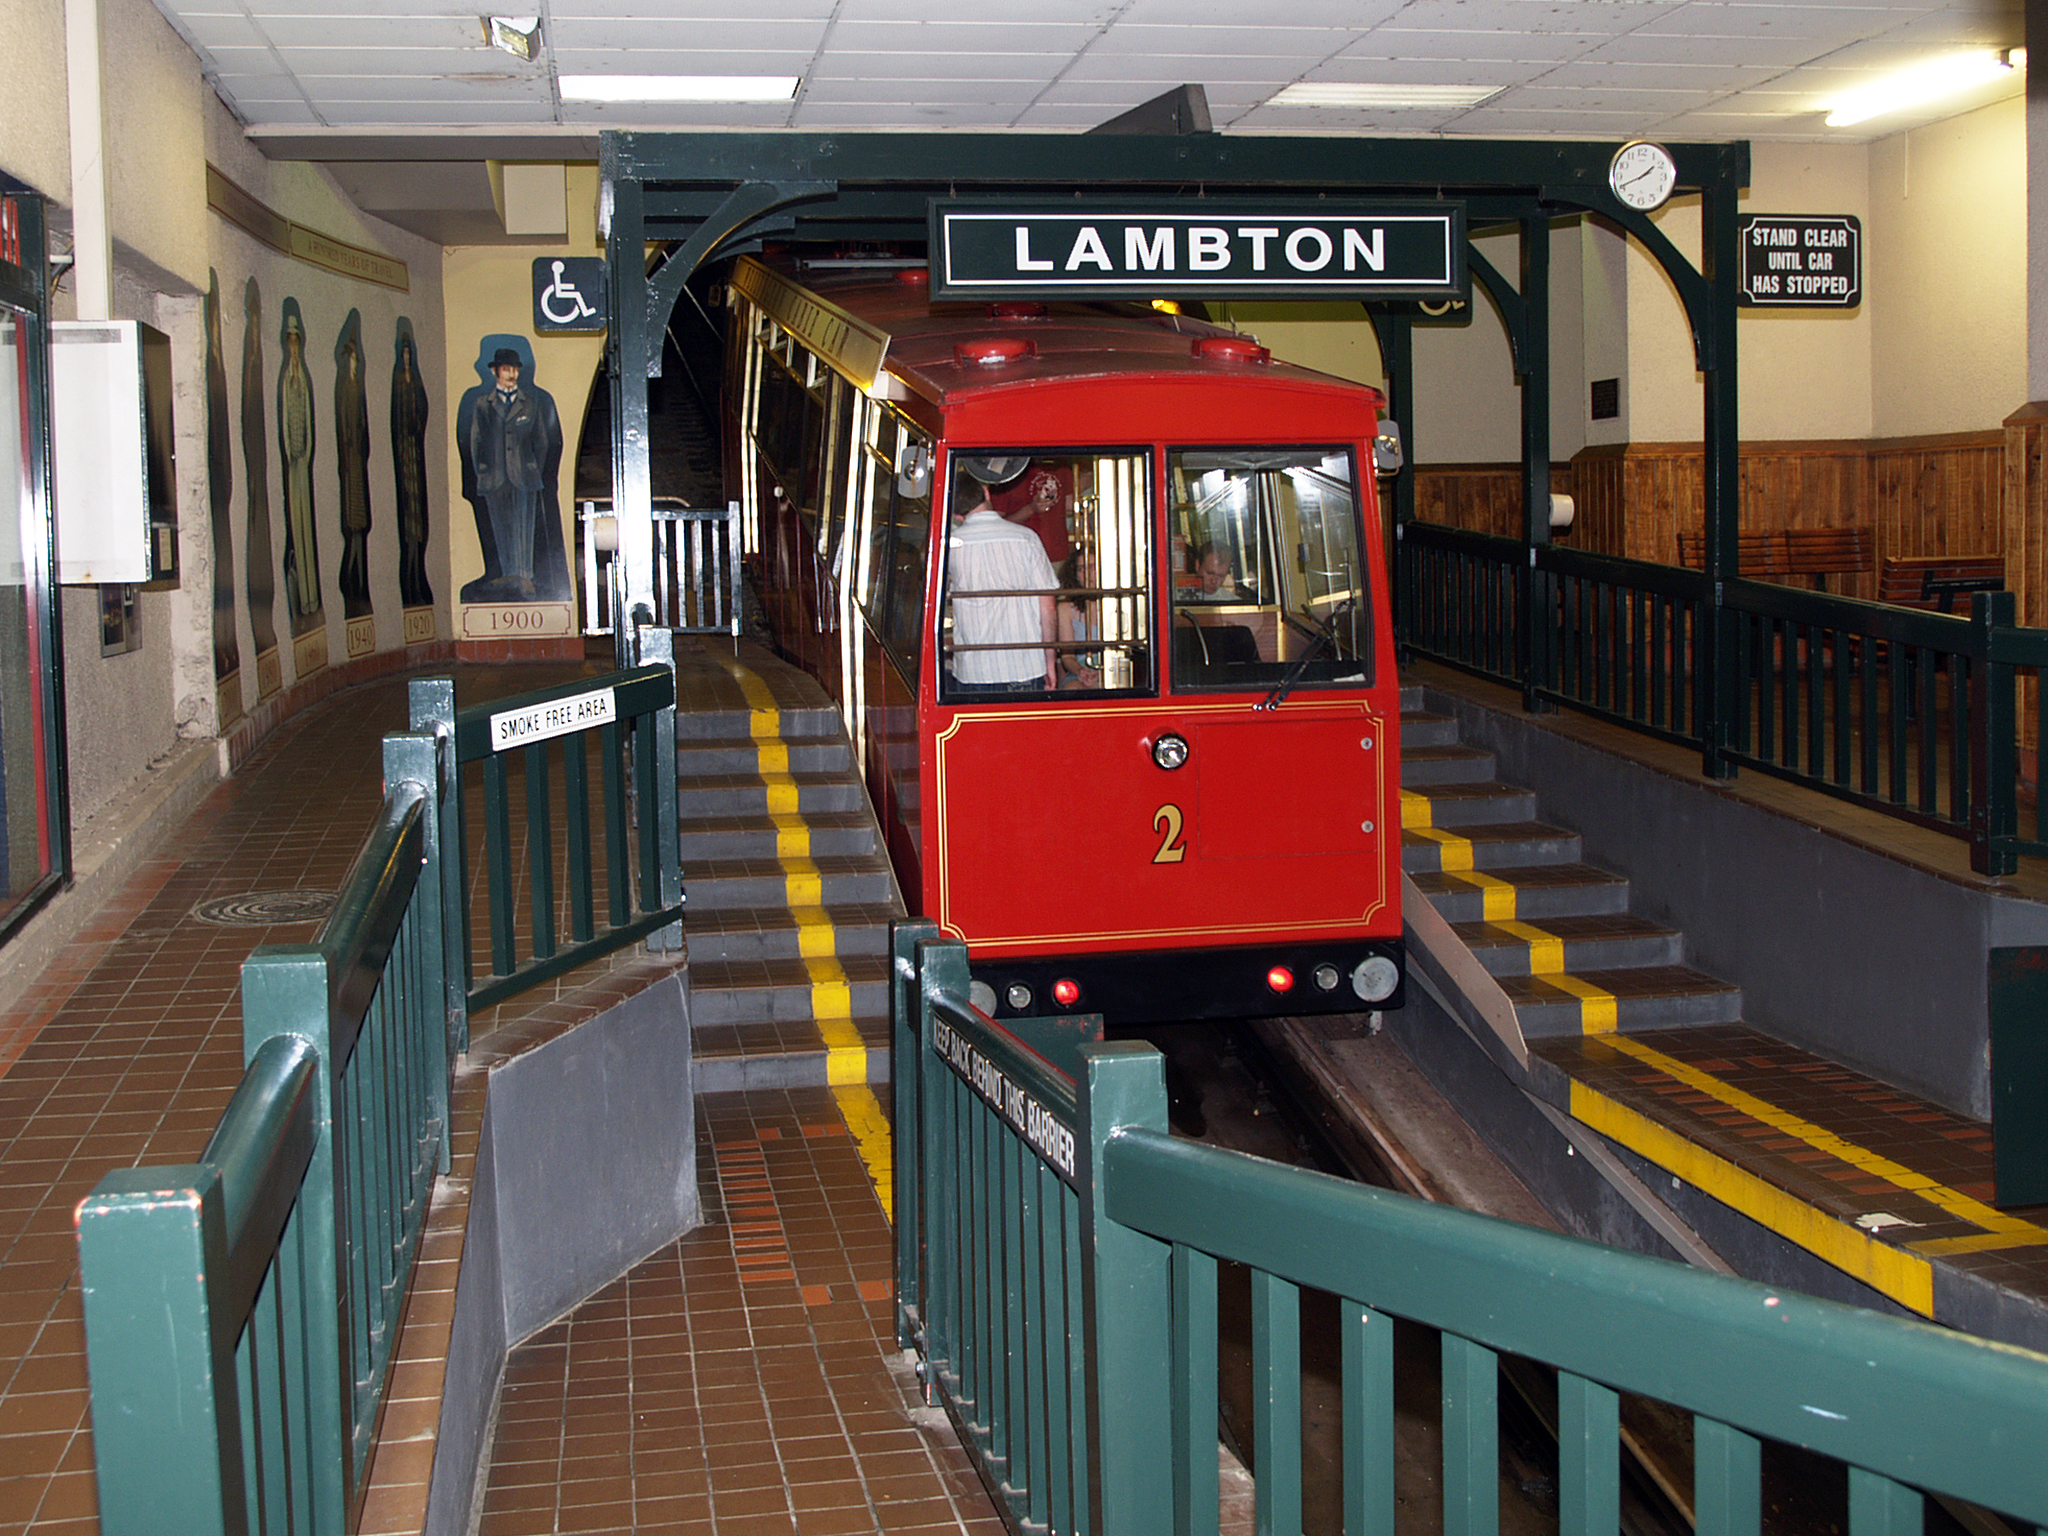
[2032,80,2047,404]
[1549,217,1587,461]
[9,0,451,829]
[103,0,211,295]
[1210,301,1387,395]
[1868,95,2027,437]
[440,165,604,644]
[1221,218,1593,466]
[1618,197,1705,444]
[1409,225,1524,463]
[0,0,73,202]
[1738,141,1875,442]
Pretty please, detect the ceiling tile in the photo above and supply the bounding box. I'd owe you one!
[546,17,830,48]
[831,0,1119,20]
[1091,25,1359,59]
[825,20,1108,50]
[271,46,533,77]
[797,78,1048,103]
[549,0,833,15]
[1360,26,1604,62]
[1112,0,1406,24]
[250,14,484,47]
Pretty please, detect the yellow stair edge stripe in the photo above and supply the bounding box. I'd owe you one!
[1408,825,1474,872]
[1603,1034,2046,1244]
[1493,918,1564,975]
[1444,869,1518,921]
[1570,1079,1936,1315]
[1543,971,1619,1034]
[718,655,896,1218]
[1400,789,1434,830]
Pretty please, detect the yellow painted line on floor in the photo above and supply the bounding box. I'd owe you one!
[1409,825,1474,872]
[1400,790,1434,830]
[1601,1034,2048,1244]
[1545,972,1618,1034]
[783,857,824,908]
[1911,1229,2048,1257]
[718,653,894,1220]
[834,1082,895,1223]
[773,812,811,861]
[791,906,839,960]
[1569,1079,1936,1315]
[1494,919,1564,975]
[1447,870,1518,921]
[807,949,893,1215]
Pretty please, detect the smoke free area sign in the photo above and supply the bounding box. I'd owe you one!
[931,199,1466,301]
[1739,215,1861,308]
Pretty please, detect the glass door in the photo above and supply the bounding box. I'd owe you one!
[0,186,68,946]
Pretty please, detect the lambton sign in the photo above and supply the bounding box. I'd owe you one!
[931,199,1466,301]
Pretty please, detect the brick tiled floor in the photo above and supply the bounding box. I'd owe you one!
[476,1091,1002,1536]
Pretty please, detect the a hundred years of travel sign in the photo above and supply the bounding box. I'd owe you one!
[931,199,1467,301]
[1739,215,1861,308]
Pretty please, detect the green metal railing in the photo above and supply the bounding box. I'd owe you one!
[76,654,689,1534]
[892,922,1096,1536]
[1396,520,2048,874]
[78,726,454,1536]
[896,921,2048,1536]
[416,648,684,1021]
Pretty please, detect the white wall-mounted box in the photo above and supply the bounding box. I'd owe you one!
[50,319,176,586]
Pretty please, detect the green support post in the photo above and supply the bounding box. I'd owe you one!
[1077,1039,1174,1536]
[639,625,684,950]
[893,918,940,1351]
[384,728,453,1170]
[1518,211,1555,711]
[916,937,973,1400]
[1989,946,2048,1207]
[408,676,468,1052]
[240,946,353,1530]
[1694,1417,1761,1536]
[1697,152,1745,782]
[1971,590,2019,876]
[1442,1333,1499,1536]
[78,1167,246,1536]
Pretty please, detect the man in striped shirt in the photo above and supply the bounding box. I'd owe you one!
[947,457,1059,692]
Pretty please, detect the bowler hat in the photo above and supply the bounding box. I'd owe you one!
[491,347,522,369]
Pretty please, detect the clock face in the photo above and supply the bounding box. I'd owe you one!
[1610,141,1677,211]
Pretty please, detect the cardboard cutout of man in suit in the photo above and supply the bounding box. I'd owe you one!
[459,343,570,602]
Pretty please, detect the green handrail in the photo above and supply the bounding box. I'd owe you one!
[897,931,2048,1536]
[79,727,454,1536]
[418,655,684,1020]
[1397,521,2048,874]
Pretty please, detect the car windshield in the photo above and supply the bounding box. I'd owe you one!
[1168,447,1371,692]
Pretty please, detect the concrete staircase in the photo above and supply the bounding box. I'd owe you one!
[1399,684,1741,1038]
[674,688,903,1092]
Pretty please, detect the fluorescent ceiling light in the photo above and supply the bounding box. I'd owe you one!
[560,75,799,103]
[1270,82,1501,109]
[1825,47,2024,128]
[482,16,539,62]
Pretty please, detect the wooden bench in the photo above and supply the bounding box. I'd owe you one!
[1677,529,1783,576]
[1677,527,1874,589]
[1780,527,1873,591]
[1877,554,2005,614]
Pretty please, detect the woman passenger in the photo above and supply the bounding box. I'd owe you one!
[1057,547,1102,689]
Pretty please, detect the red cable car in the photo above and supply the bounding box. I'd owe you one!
[726,255,1402,1023]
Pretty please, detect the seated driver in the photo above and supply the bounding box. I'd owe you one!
[1189,540,1253,603]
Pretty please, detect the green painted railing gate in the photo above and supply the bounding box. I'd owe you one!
[894,919,2048,1536]
[76,659,682,1536]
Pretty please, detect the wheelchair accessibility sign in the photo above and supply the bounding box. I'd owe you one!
[531,257,607,333]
